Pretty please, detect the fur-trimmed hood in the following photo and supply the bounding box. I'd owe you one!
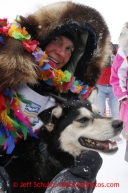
[0,1,111,90]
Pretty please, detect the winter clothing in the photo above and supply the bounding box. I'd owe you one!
[0,1,112,138]
[119,99,128,133]
[12,0,112,129]
[110,47,128,101]
[97,67,112,85]
[96,84,119,117]
[16,84,56,131]
[0,1,111,150]
[110,22,128,162]
[0,1,111,91]
[16,1,111,94]
[60,29,78,47]
[45,151,103,193]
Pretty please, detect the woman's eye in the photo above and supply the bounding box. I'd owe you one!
[66,47,74,54]
[53,37,60,43]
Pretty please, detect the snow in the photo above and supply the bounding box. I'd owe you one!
[94,135,128,193]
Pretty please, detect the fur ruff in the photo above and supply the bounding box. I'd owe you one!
[0,1,111,89]
[0,38,38,90]
[20,1,111,86]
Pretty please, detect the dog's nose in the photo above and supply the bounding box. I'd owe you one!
[112,120,123,132]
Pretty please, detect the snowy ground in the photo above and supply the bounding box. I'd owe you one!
[94,134,128,193]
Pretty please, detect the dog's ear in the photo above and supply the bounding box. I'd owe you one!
[87,87,99,113]
[87,87,98,104]
[38,105,63,132]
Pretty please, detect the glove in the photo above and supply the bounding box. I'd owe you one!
[74,150,103,180]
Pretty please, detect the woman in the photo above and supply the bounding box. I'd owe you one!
[14,1,111,131]
[110,22,128,162]
[0,1,111,192]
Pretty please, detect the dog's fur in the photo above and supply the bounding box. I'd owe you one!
[0,90,123,193]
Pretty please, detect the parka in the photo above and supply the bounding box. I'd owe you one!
[0,1,111,96]
[0,0,111,151]
[20,1,111,99]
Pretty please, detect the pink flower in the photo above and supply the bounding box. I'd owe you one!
[22,39,39,53]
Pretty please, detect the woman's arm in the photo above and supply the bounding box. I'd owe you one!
[110,47,128,101]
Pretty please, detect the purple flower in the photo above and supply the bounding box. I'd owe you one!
[32,50,44,62]
[69,78,76,93]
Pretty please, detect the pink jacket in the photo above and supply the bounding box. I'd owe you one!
[110,47,128,101]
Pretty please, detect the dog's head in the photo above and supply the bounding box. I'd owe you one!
[38,91,123,158]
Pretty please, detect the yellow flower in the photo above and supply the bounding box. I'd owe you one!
[38,51,49,67]
[8,24,28,37]
[8,24,18,37]
[75,85,84,94]
[54,69,66,82]
[20,27,29,36]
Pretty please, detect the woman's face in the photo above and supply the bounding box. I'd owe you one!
[45,36,74,69]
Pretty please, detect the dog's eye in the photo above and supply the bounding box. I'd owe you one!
[77,117,89,123]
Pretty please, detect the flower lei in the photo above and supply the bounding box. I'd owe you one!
[0,18,93,153]
[0,18,93,99]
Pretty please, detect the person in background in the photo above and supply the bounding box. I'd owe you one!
[96,43,119,118]
[96,43,122,142]
[110,22,128,162]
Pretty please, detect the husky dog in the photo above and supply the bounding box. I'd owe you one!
[0,90,123,193]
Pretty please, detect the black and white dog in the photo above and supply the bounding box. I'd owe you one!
[0,90,123,193]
